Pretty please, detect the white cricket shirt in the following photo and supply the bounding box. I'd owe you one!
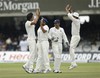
[49,27,68,43]
[25,21,36,39]
[37,25,49,41]
[68,13,80,36]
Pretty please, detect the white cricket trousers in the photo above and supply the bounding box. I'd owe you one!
[52,42,62,71]
[35,41,51,71]
[70,35,80,64]
[24,38,37,70]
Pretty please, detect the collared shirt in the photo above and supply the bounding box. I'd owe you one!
[49,27,69,43]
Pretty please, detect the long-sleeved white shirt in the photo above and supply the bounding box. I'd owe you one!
[68,13,81,36]
[25,21,36,39]
[37,25,49,41]
[49,27,69,43]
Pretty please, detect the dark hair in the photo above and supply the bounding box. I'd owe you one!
[27,13,33,21]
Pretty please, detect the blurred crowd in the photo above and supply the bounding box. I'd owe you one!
[0,33,28,51]
[76,40,100,52]
[0,33,100,52]
[0,15,100,52]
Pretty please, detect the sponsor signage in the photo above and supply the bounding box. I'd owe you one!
[0,0,100,16]
[61,52,100,63]
[0,0,39,12]
[0,52,30,62]
[0,52,100,63]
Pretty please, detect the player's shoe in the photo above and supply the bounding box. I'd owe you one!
[33,70,42,74]
[69,64,78,70]
[53,70,62,73]
[22,65,33,73]
[43,69,51,73]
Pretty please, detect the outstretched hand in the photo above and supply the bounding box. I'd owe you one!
[65,4,72,13]
[36,7,40,16]
[65,4,70,10]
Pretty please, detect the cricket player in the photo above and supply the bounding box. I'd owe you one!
[22,8,40,73]
[65,4,81,69]
[34,18,51,73]
[49,19,69,73]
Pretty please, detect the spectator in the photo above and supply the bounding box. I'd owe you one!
[19,36,28,51]
[12,38,19,51]
[6,38,13,51]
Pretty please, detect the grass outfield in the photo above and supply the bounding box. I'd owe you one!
[0,63,100,78]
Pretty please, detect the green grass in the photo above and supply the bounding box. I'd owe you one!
[0,63,100,78]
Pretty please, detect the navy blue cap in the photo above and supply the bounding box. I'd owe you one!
[41,17,48,23]
[54,19,60,24]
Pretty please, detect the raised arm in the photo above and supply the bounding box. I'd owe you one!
[40,25,48,33]
[31,8,40,25]
[65,4,77,21]
[65,4,72,14]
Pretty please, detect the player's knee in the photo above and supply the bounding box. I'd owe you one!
[37,55,42,59]
[70,46,76,50]
[55,54,61,59]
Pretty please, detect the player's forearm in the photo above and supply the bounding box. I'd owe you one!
[33,9,40,24]
[65,4,72,14]
[68,13,76,21]
[36,8,40,17]
[65,9,69,14]
[41,26,47,33]
[63,36,69,44]
[62,31,69,44]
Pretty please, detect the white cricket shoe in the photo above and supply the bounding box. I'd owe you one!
[22,65,33,73]
[33,70,42,74]
[53,70,62,73]
[43,69,51,73]
[69,64,78,70]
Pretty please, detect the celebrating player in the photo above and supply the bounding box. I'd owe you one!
[49,19,69,73]
[22,8,40,73]
[65,4,81,69]
[34,18,51,73]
